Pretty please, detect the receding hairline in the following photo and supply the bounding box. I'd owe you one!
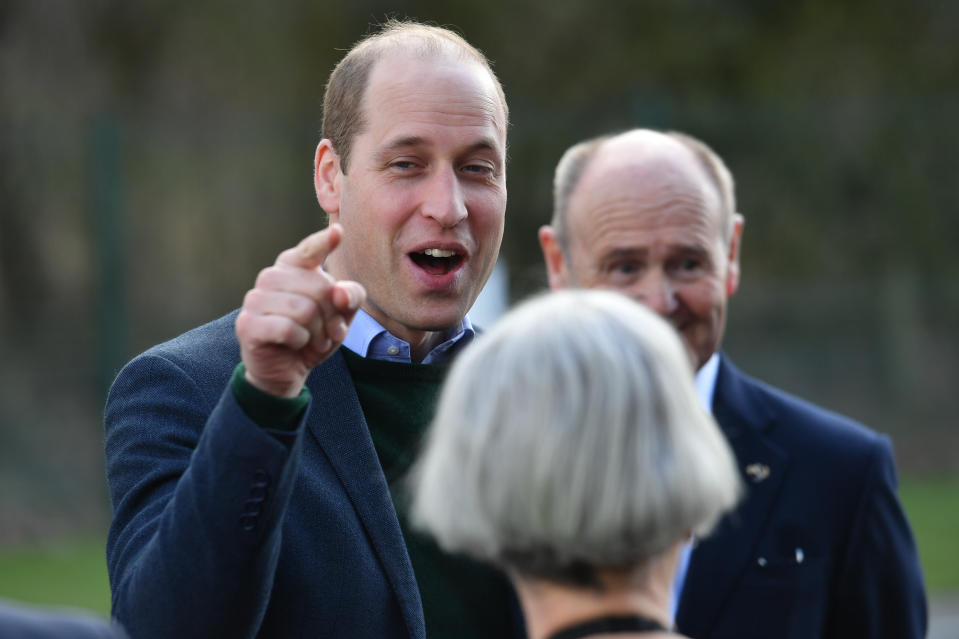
[366,45,507,130]
[550,133,614,253]
[329,22,509,141]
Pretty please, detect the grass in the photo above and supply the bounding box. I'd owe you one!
[0,476,955,616]
[900,475,959,592]
[0,536,110,616]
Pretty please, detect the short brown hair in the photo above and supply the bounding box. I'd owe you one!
[322,20,509,173]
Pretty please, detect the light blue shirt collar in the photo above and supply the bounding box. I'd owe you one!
[695,352,721,412]
[341,309,475,365]
[670,352,722,624]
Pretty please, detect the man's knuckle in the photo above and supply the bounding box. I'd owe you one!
[235,310,250,334]
[243,288,264,308]
[285,294,313,321]
[254,266,277,288]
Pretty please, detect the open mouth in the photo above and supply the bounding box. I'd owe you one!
[409,248,465,276]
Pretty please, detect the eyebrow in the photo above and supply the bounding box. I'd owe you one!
[376,135,504,163]
[600,247,647,263]
[673,245,711,259]
[599,245,711,262]
[462,138,502,157]
[380,135,428,153]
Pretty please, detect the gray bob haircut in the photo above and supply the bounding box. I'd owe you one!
[409,289,741,585]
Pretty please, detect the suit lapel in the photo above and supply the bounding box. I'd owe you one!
[676,356,789,636]
[305,351,424,639]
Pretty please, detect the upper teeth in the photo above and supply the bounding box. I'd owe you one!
[423,248,457,258]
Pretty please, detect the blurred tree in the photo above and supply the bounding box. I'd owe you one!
[1,0,956,540]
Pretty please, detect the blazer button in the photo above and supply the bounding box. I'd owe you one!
[240,469,270,531]
[249,469,270,503]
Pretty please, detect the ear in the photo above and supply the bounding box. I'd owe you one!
[314,139,342,219]
[538,225,571,290]
[725,213,744,297]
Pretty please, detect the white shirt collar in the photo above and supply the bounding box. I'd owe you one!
[670,352,721,624]
[341,309,474,365]
[694,352,721,414]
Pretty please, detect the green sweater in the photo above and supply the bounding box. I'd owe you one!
[342,348,519,639]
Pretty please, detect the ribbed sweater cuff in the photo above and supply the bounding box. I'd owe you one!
[230,362,310,432]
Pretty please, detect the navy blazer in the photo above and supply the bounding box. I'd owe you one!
[105,311,429,638]
[675,356,926,638]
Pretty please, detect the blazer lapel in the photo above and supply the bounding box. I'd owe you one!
[675,355,789,636]
[305,351,424,639]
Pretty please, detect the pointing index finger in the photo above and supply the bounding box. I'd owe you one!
[277,223,343,269]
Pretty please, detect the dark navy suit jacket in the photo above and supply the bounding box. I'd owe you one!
[104,311,430,638]
[675,356,927,638]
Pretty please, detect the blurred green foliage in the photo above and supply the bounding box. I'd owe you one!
[1,0,956,539]
[901,476,959,592]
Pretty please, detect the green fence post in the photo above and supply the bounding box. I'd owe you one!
[90,115,128,400]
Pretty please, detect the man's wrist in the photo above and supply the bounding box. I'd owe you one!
[231,362,310,432]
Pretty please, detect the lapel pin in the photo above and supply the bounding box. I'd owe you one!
[745,463,771,482]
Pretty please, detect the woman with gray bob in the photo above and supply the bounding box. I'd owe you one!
[409,289,741,639]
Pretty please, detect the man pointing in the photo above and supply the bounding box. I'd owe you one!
[105,21,520,639]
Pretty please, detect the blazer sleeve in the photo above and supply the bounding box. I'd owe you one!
[825,436,927,638]
[104,351,306,639]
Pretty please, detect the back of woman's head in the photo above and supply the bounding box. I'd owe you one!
[410,289,741,584]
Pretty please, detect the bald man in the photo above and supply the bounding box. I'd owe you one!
[539,129,926,638]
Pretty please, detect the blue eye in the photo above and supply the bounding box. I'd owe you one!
[462,163,494,176]
[669,256,710,280]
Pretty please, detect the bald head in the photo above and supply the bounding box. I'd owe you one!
[551,130,737,253]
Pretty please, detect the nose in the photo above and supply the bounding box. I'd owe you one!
[420,169,467,228]
[633,271,678,317]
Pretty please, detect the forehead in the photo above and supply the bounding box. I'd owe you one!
[568,137,723,251]
[359,52,506,151]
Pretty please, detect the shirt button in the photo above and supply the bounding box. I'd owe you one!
[386,346,400,356]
